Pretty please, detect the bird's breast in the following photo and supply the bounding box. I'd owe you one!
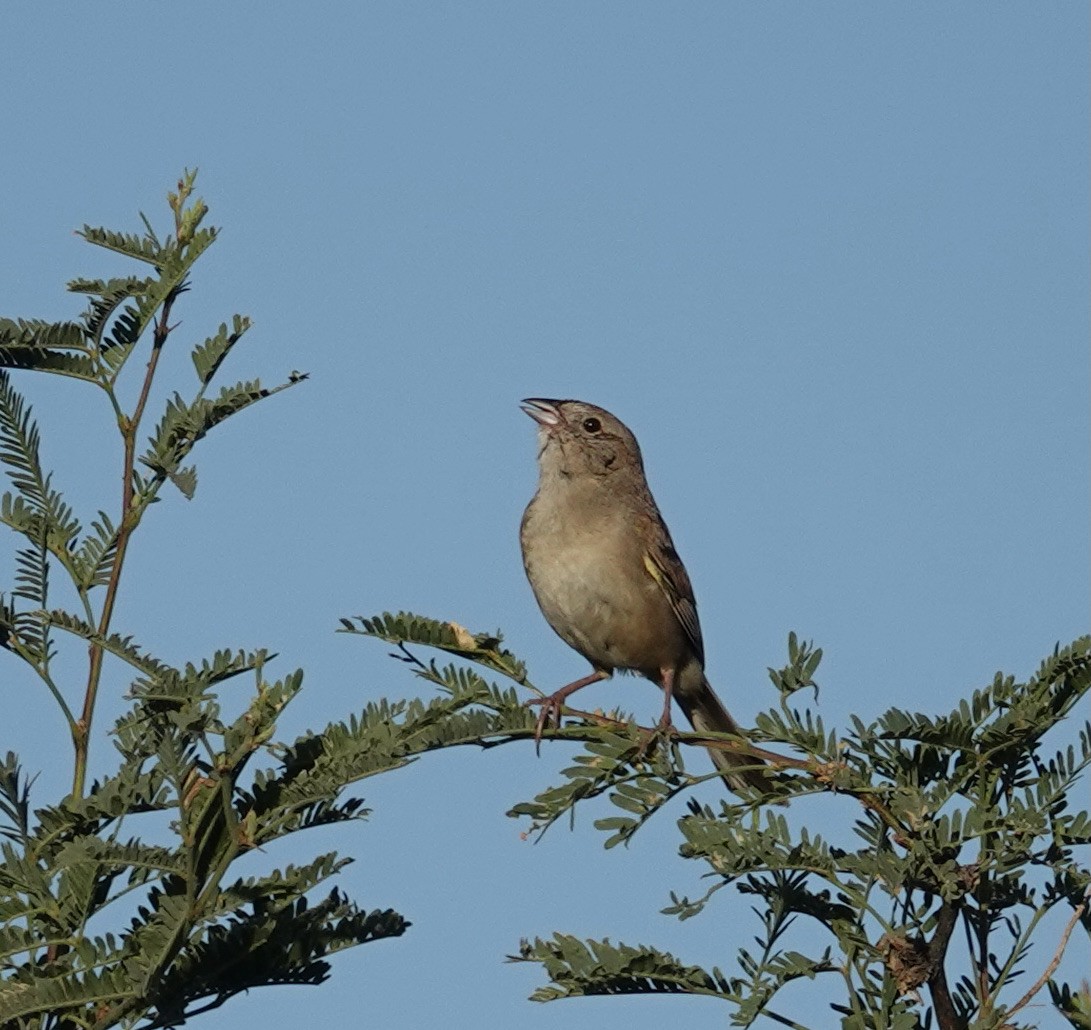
[520,486,683,674]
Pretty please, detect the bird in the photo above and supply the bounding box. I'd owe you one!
[518,397,768,793]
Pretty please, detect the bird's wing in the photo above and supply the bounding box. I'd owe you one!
[642,542,705,666]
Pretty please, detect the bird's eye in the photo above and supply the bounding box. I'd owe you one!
[582,417,602,434]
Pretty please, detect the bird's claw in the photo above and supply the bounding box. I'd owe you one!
[526,695,566,755]
[633,717,677,766]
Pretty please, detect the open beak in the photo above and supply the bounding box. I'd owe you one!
[520,398,564,427]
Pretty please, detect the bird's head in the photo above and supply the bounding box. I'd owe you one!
[520,398,645,481]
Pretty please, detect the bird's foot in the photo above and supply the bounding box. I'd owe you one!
[525,694,568,754]
[524,669,611,754]
[632,717,678,767]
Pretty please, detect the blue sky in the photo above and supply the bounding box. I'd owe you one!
[1,4,1088,1028]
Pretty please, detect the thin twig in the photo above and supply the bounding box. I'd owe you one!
[1003,893,1089,1021]
[73,295,176,797]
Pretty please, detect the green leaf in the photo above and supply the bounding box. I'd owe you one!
[0,318,97,382]
[77,224,163,265]
[343,610,529,684]
[47,609,177,682]
[191,315,252,386]
[140,377,305,488]
[166,465,197,500]
[72,510,120,590]
[511,934,735,1002]
[71,276,154,355]
[0,371,82,546]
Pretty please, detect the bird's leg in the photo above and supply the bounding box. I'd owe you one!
[526,668,610,752]
[626,667,680,768]
[657,666,676,730]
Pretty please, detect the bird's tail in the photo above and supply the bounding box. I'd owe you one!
[673,671,769,795]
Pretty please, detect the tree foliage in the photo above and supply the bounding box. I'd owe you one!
[342,614,1091,1030]
[0,176,468,1029]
